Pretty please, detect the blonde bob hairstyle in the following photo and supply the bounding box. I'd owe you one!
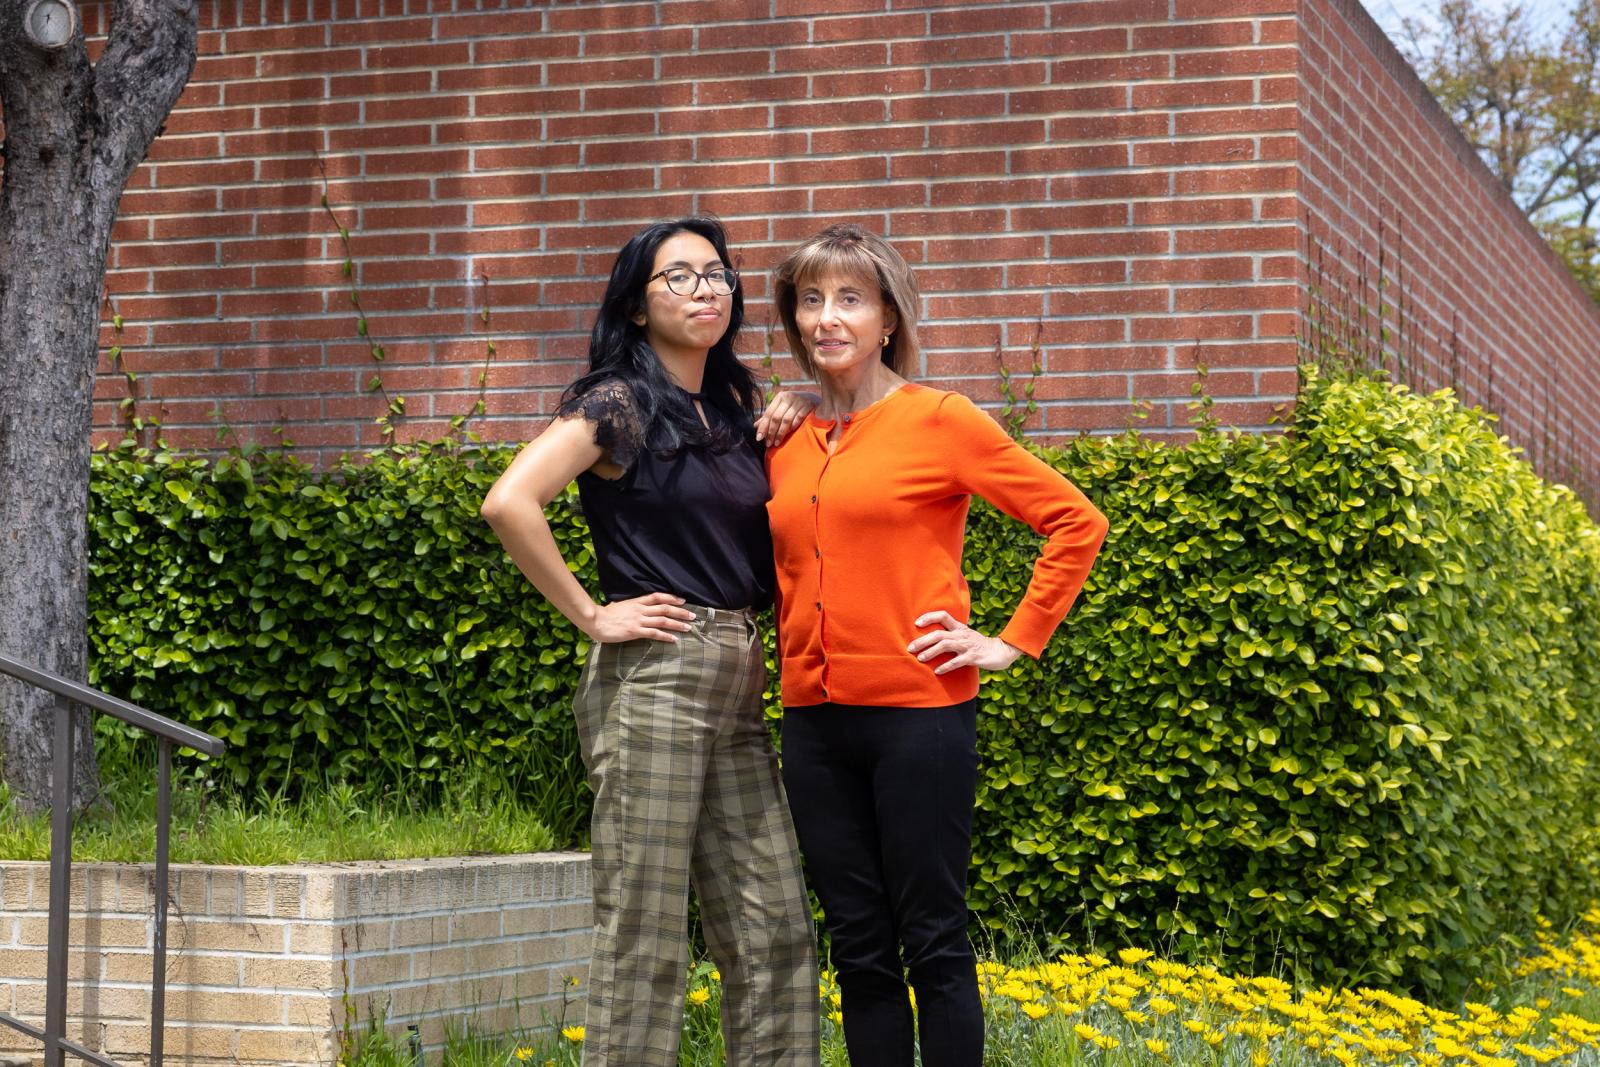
[772,223,921,380]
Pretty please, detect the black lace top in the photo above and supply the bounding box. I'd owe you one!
[557,379,775,611]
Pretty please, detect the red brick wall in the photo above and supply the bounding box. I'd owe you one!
[1297,0,1600,490]
[54,0,1599,484]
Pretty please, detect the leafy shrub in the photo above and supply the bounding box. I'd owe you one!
[87,442,590,839]
[87,369,1600,996]
[965,368,1600,997]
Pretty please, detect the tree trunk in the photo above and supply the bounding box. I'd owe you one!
[0,0,197,812]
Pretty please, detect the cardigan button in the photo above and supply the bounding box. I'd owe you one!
[810,495,817,503]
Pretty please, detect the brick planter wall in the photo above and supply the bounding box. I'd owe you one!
[29,0,1600,490]
[0,853,590,1066]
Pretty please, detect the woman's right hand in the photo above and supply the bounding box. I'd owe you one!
[584,592,696,643]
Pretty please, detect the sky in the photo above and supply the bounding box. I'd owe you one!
[1365,0,1575,43]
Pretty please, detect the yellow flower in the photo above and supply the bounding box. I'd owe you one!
[1021,1002,1050,1021]
[513,1049,534,1063]
[687,988,711,1006]
[1144,1038,1168,1054]
[1118,947,1155,965]
[561,1025,585,1043]
[710,969,721,982]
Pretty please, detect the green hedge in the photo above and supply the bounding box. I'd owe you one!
[964,368,1600,997]
[87,369,1600,996]
[87,443,595,837]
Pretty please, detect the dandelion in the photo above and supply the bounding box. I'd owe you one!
[513,1048,534,1063]
[687,988,711,1006]
[560,1025,585,1043]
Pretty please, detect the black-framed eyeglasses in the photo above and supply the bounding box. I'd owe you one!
[649,266,739,296]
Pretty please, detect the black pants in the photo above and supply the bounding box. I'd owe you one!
[781,700,983,1067]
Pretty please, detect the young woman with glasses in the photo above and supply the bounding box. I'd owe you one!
[481,217,819,1066]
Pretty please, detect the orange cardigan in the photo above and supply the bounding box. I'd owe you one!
[766,384,1108,708]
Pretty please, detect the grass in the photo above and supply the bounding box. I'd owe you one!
[341,910,1600,1067]
[0,770,556,865]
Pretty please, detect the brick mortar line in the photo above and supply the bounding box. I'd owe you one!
[186,21,1279,42]
[220,163,1285,184]
[201,35,1301,60]
[90,325,1299,341]
[111,242,1299,260]
[164,90,1298,114]
[148,123,1298,150]
[6,959,577,996]
[109,214,1293,231]
[343,935,587,959]
[348,958,584,993]
[3,902,587,924]
[95,336,1305,347]
[199,81,1294,107]
[2,978,331,993]
[119,213,1297,230]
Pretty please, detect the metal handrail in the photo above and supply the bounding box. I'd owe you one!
[0,652,225,1067]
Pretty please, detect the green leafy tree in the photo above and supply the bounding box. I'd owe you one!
[1398,0,1600,299]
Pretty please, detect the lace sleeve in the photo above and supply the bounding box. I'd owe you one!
[556,378,644,472]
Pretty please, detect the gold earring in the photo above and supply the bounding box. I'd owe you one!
[880,335,890,348]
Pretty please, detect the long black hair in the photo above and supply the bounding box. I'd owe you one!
[561,217,758,456]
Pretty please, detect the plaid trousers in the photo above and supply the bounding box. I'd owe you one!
[571,604,820,1067]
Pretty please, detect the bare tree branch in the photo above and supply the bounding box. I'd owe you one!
[90,0,197,196]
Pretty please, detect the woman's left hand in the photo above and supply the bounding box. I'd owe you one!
[908,611,1024,674]
[755,390,821,444]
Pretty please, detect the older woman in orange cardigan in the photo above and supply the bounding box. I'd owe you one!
[764,224,1108,1067]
